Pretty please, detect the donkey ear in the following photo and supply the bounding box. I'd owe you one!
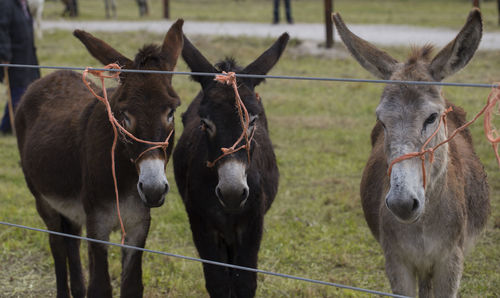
[242,33,289,87]
[73,30,133,68]
[161,19,184,70]
[429,8,482,81]
[181,34,217,89]
[332,13,398,80]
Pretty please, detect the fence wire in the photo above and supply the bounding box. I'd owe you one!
[0,221,408,298]
[1,62,493,297]
[1,63,499,89]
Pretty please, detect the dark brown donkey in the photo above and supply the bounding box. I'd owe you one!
[333,9,489,297]
[14,20,184,298]
[173,33,288,297]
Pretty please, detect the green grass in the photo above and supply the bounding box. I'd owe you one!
[1,29,499,296]
[42,0,500,31]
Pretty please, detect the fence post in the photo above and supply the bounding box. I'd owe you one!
[163,0,170,19]
[324,0,334,48]
[497,0,500,25]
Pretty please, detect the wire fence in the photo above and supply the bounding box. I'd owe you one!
[1,62,497,297]
[0,221,409,298]
[1,63,499,88]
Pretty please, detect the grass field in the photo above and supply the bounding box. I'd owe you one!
[41,0,500,31]
[1,19,500,298]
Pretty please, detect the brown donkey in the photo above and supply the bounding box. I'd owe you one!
[333,9,490,297]
[14,20,183,298]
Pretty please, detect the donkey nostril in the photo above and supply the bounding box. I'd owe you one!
[163,183,169,195]
[139,182,144,192]
[412,198,420,212]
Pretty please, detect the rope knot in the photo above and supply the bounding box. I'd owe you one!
[215,71,237,85]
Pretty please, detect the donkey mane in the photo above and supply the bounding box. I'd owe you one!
[134,44,165,68]
[387,45,440,101]
[406,44,434,65]
[215,57,243,72]
[397,45,436,82]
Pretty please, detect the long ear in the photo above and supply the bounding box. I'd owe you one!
[332,13,398,79]
[181,34,217,89]
[429,8,482,81]
[242,33,289,87]
[161,19,184,70]
[73,30,133,68]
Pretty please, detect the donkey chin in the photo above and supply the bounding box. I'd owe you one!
[215,160,250,214]
[137,159,170,208]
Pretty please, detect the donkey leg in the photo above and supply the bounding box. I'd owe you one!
[86,211,114,298]
[231,218,263,298]
[189,214,231,297]
[418,274,432,298]
[35,198,71,298]
[384,254,416,296]
[432,248,463,298]
[62,217,86,298]
[120,213,151,298]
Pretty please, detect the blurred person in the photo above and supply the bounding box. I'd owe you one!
[273,0,293,24]
[61,0,78,17]
[0,0,40,134]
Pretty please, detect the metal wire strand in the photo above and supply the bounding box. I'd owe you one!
[0,221,409,298]
[1,63,498,89]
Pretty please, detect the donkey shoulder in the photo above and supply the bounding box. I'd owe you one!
[445,101,490,240]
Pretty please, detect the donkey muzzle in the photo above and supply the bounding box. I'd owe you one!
[385,190,422,223]
[137,158,169,208]
[216,160,250,213]
[385,161,425,223]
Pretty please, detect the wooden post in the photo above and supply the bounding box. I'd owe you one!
[497,0,500,25]
[324,0,333,48]
[163,0,169,19]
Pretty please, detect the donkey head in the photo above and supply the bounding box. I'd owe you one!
[333,9,482,222]
[74,19,184,208]
[182,33,289,213]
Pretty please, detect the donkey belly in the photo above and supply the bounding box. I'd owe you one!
[20,127,83,198]
[41,194,86,226]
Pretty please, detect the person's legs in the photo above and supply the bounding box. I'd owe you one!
[285,0,293,23]
[273,0,279,24]
[1,87,26,133]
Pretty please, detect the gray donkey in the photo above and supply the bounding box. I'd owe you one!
[333,9,490,297]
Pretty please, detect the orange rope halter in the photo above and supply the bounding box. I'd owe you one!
[388,84,500,189]
[206,71,256,168]
[82,64,174,244]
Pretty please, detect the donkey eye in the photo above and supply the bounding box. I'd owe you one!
[200,119,207,131]
[200,118,216,137]
[166,109,175,123]
[424,113,438,126]
[249,115,258,127]
[121,111,132,129]
[247,115,258,135]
